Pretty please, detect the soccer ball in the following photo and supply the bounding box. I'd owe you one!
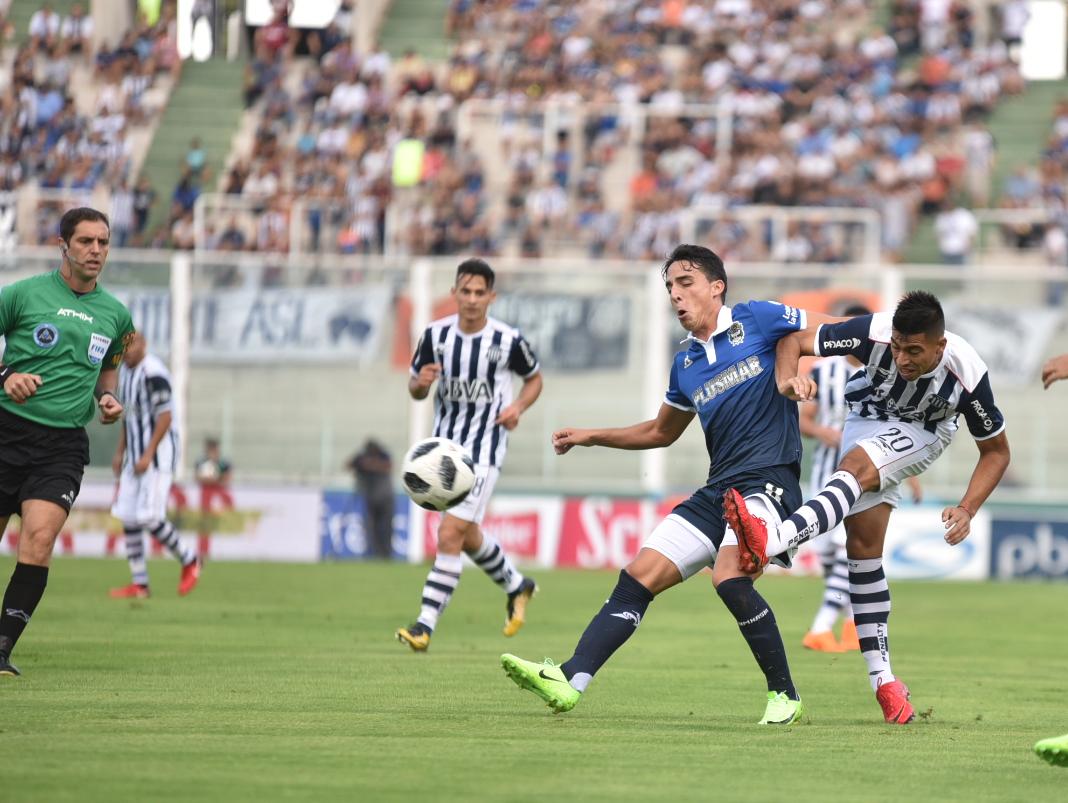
[401,437,476,511]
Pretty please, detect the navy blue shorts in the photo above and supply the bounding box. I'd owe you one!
[670,464,802,555]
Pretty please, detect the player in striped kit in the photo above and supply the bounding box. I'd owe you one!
[725,291,1011,723]
[798,305,921,654]
[396,259,543,651]
[109,333,201,599]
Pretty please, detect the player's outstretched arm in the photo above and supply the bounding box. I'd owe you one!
[1041,353,1068,389]
[552,403,694,454]
[496,372,543,431]
[942,431,1010,545]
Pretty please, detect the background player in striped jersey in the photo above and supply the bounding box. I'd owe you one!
[396,258,543,651]
[109,333,201,599]
[725,291,1011,723]
[798,305,921,654]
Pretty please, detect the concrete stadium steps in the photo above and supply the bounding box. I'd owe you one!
[139,58,245,236]
[377,0,452,60]
[905,76,1068,263]
[986,78,1068,202]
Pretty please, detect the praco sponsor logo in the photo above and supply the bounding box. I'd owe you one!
[970,399,994,430]
[57,307,93,323]
[691,355,763,408]
[441,377,492,402]
[823,337,860,350]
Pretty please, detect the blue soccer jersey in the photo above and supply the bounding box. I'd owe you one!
[665,301,808,488]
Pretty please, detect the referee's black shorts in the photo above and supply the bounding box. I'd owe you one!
[0,406,90,517]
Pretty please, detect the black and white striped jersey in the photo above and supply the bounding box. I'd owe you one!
[814,313,1005,440]
[411,314,540,467]
[118,353,178,472]
[808,355,854,488]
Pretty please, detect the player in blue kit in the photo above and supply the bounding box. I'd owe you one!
[500,244,837,724]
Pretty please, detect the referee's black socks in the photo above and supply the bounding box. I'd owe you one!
[0,562,49,657]
[716,576,798,700]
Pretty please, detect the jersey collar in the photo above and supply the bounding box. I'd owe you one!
[53,268,100,298]
[683,305,733,364]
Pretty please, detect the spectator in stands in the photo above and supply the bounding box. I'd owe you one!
[28,3,60,45]
[934,198,979,264]
[110,178,135,248]
[171,168,200,218]
[132,176,156,241]
[61,2,93,56]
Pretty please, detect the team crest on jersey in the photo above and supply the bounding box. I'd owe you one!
[486,344,503,364]
[924,394,952,420]
[727,322,745,346]
[33,323,59,348]
[88,332,112,364]
[683,355,693,369]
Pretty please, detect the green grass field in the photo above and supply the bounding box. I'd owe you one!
[3,559,1066,802]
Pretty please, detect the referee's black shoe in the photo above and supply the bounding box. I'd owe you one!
[0,652,20,677]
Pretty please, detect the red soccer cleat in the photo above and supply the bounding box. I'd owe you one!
[109,583,150,599]
[722,488,769,573]
[876,679,916,724]
[178,558,202,596]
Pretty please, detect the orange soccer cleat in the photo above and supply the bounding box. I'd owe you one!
[839,619,861,651]
[109,583,150,599]
[722,488,770,572]
[178,559,202,596]
[802,630,846,652]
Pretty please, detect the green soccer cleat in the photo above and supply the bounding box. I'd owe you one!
[501,654,581,713]
[1035,733,1068,767]
[758,691,804,725]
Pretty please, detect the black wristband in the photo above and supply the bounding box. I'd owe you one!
[0,365,11,385]
[95,389,118,404]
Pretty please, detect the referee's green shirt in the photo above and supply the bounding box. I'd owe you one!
[0,270,135,428]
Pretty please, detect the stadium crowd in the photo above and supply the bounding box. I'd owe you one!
[0,2,179,246]
[0,0,1058,265]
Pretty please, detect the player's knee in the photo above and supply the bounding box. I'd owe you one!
[839,448,880,491]
[437,515,470,551]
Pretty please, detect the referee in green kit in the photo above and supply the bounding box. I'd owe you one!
[0,207,135,676]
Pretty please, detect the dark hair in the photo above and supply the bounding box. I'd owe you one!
[842,303,872,317]
[59,207,109,244]
[892,291,944,337]
[456,257,495,289]
[662,244,728,303]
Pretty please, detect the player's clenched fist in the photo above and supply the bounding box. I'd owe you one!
[778,375,817,401]
[2,372,42,404]
[552,428,592,455]
[413,363,441,392]
[1041,354,1068,389]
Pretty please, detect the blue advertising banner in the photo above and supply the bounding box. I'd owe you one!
[320,491,409,560]
[990,518,1068,580]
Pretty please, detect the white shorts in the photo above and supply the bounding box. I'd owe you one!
[643,493,786,580]
[111,467,173,526]
[445,465,499,525]
[842,417,950,514]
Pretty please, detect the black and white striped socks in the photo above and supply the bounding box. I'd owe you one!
[769,470,862,554]
[123,526,149,587]
[416,553,463,632]
[849,556,895,691]
[811,544,852,633]
[149,520,197,567]
[466,535,523,595]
